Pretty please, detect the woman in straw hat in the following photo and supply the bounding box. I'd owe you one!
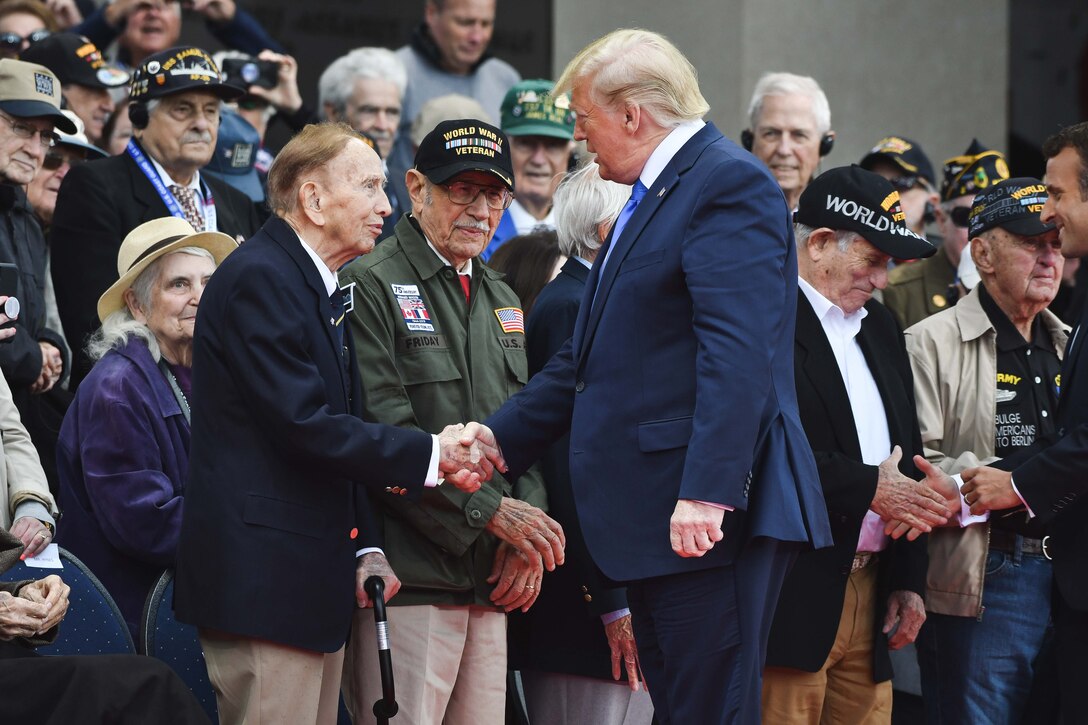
[54,216,236,639]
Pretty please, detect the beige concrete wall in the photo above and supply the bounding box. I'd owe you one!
[553,0,1008,175]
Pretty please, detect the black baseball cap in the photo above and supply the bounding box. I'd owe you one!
[967,177,1055,238]
[941,139,1011,202]
[414,119,514,190]
[795,166,937,260]
[128,46,242,103]
[20,33,129,90]
[859,135,935,187]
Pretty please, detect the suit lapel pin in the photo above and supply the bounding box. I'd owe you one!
[657,188,665,197]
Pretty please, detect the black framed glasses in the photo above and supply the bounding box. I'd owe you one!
[440,181,514,210]
[0,113,58,149]
[950,206,971,228]
[0,29,50,54]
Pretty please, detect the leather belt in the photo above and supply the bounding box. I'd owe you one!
[851,551,877,574]
[989,527,1051,560]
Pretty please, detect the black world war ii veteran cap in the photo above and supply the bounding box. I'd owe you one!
[941,139,1011,202]
[129,46,243,103]
[859,135,936,187]
[795,165,937,260]
[968,177,1055,238]
[414,118,514,190]
[21,33,129,89]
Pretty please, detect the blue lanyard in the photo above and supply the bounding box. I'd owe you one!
[126,139,217,231]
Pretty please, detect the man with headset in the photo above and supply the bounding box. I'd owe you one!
[742,72,835,210]
[50,45,259,389]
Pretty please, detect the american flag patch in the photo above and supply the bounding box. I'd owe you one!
[494,307,524,334]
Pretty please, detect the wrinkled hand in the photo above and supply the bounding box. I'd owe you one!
[460,422,507,474]
[669,499,725,557]
[884,455,962,540]
[44,0,83,28]
[485,498,565,570]
[961,466,1020,515]
[11,517,51,559]
[605,614,642,691]
[18,575,69,634]
[437,423,489,493]
[31,342,63,394]
[181,0,236,22]
[245,51,303,114]
[355,552,400,608]
[883,589,925,650]
[486,541,542,612]
[870,446,950,536]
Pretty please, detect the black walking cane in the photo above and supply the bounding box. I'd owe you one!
[364,576,399,724]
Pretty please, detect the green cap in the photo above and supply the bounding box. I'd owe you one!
[500,79,574,140]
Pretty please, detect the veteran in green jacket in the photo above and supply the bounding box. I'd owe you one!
[339,119,562,725]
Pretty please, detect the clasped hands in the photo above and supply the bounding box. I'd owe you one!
[436,422,507,492]
[877,446,961,540]
[0,575,69,641]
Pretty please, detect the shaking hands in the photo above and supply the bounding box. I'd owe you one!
[436,422,508,493]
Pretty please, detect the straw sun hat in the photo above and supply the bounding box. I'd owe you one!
[97,217,237,323]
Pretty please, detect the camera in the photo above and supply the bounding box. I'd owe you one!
[220,57,280,90]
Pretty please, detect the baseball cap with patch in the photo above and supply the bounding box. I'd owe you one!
[859,135,935,187]
[129,46,243,103]
[967,177,1054,238]
[0,59,76,133]
[202,109,263,202]
[500,79,575,139]
[795,165,937,260]
[414,119,514,190]
[21,33,129,90]
[941,139,1011,202]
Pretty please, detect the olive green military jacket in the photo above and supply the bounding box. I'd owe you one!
[883,252,957,330]
[340,215,547,607]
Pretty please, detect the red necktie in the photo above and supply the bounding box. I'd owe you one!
[459,274,471,303]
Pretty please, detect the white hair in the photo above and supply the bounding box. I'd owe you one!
[747,72,831,134]
[318,48,407,112]
[553,161,631,259]
[793,223,859,252]
[85,247,214,363]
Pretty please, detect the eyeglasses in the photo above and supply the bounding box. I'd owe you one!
[950,206,971,228]
[886,175,920,193]
[42,150,86,171]
[0,29,50,54]
[440,181,514,210]
[0,113,59,149]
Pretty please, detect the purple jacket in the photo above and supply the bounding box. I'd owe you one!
[56,337,189,638]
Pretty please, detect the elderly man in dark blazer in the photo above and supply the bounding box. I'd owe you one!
[762,166,952,724]
[51,46,259,388]
[174,123,494,725]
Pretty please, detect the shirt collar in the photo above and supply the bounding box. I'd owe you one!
[292,229,340,295]
[639,119,706,190]
[148,153,201,195]
[425,238,472,276]
[506,199,555,235]
[575,256,593,269]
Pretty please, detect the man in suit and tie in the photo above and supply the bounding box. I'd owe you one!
[462,29,834,724]
[761,166,952,724]
[174,123,494,725]
[51,45,260,388]
[960,121,1088,722]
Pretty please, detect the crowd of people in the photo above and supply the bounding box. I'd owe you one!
[0,2,1085,725]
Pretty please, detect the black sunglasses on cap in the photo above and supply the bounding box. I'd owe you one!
[0,29,50,54]
[950,206,971,228]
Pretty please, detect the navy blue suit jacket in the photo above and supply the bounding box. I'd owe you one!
[487,124,831,583]
[174,216,433,652]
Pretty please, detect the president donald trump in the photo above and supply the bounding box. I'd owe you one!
[465,29,832,724]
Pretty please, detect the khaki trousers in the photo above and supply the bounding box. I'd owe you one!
[762,563,892,725]
[199,629,345,725]
[343,604,506,725]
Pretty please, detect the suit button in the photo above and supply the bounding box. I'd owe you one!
[581,585,589,593]
[400,489,408,496]
[584,594,593,603]
[384,487,392,493]
[575,381,585,393]
[470,509,482,520]
[350,527,358,540]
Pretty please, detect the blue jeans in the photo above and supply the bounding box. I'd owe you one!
[917,539,1053,725]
